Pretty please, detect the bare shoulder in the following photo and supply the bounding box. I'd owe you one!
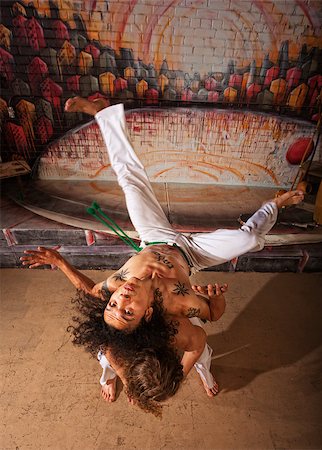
[162,278,211,321]
[91,266,130,299]
[104,268,130,292]
[174,318,207,352]
[106,255,140,288]
[161,278,196,312]
[110,266,131,282]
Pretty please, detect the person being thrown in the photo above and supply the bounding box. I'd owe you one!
[21,96,304,330]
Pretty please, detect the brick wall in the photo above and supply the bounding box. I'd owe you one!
[0,0,321,182]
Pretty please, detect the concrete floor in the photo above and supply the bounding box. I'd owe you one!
[0,269,321,450]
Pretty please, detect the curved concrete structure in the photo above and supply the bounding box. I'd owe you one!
[37,108,318,187]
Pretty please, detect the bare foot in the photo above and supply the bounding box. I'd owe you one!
[64,96,109,116]
[195,360,219,397]
[101,377,117,402]
[272,189,304,208]
[127,396,135,405]
[201,376,219,397]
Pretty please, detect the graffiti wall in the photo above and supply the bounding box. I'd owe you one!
[38,108,317,187]
[0,0,321,185]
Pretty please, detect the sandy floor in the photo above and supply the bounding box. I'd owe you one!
[1,269,321,450]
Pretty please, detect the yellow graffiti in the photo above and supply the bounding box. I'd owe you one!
[99,72,116,96]
[136,79,148,97]
[287,83,309,111]
[79,51,93,75]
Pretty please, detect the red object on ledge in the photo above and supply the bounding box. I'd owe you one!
[286,137,314,165]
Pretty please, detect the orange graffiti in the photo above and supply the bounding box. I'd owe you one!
[190,169,219,182]
[91,164,111,178]
[153,167,176,178]
[234,158,279,184]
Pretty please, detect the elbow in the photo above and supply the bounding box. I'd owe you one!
[213,312,224,321]
[212,304,226,322]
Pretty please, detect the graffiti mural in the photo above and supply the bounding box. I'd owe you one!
[0,0,321,185]
[38,108,317,187]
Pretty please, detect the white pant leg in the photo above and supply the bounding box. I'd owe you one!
[189,318,214,388]
[95,104,178,243]
[180,201,278,270]
[97,350,116,385]
[95,104,277,265]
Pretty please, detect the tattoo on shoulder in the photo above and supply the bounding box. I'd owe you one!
[101,280,111,301]
[186,307,201,318]
[112,268,129,281]
[153,288,164,304]
[172,281,189,296]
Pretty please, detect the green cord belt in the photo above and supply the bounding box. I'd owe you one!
[87,202,192,270]
[87,201,142,252]
[87,202,168,252]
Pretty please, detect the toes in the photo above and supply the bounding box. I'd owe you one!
[101,387,110,402]
[64,98,80,112]
[208,384,219,396]
[64,99,73,111]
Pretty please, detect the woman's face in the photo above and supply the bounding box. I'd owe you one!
[103,277,153,330]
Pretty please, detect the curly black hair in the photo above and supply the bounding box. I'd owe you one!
[69,290,178,360]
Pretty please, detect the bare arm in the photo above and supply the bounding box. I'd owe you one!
[192,283,227,321]
[171,281,227,321]
[20,246,107,299]
[174,318,207,377]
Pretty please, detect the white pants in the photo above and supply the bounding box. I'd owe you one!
[95,104,278,273]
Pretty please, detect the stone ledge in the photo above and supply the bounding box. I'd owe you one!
[1,194,321,272]
[2,243,321,273]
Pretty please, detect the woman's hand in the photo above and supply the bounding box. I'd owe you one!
[192,283,227,321]
[20,246,62,268]
[192,283,228,298]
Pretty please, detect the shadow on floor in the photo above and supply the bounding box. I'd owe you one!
[207,273,322,392]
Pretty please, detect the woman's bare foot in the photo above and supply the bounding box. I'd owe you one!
[272,189,304,208]
[64,96,109,116]
[101,377,117,402]
[201,375,219,397]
